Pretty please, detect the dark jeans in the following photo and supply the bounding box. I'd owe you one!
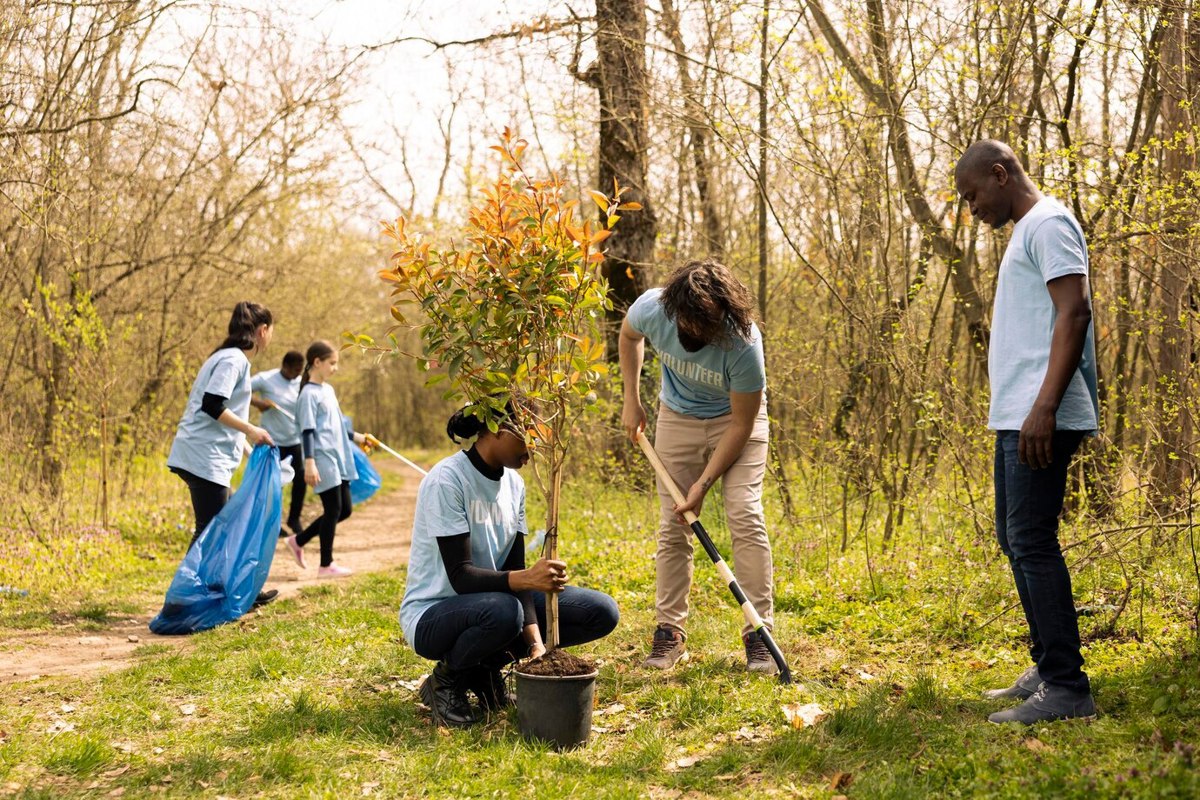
[277,444,307,528]
[296,481,351,567]
[171,467,230,550]
[994,429,1089,693]
[413,587,620,671]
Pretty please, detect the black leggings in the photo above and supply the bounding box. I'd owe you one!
[171,467,230,550]
[296,481,351,567]
[277,444,307,528]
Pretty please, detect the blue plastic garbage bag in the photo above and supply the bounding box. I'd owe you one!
[150,445,282,635]
[349,446,381,505]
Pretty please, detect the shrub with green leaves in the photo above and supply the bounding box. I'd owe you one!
[377,128,640,646]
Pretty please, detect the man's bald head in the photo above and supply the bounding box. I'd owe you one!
[955,139,1024,183]
[955,139,1040,228]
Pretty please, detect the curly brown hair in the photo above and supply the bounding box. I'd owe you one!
[659,259,757,346]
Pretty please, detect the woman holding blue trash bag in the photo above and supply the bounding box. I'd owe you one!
[285,340,374,578]
[166,301,278,607]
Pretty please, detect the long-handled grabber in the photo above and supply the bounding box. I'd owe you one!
[262,406,427,478]
[636,430,792,684]
[364,434,428,477]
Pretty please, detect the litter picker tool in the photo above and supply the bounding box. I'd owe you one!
[365,434,428,477]
[636,430,791,684]
[264,405,428,477]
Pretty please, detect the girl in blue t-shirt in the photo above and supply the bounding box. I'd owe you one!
[167,301,275,549]
[399,404,619,728]
[284,340,372,578]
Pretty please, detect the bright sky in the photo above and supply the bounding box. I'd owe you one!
[294,0,589,223]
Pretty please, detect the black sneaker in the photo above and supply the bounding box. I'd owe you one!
[983,664,1041,701]
[467,666,514,712]
[419,662,479,728]
[252,590,278,608]
[743,630,780,675]
[988,682,1096,725]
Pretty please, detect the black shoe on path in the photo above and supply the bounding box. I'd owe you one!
[252,590,278,608]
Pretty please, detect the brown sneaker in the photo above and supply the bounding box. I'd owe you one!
[744,630,779,675]
[643,625,688,669]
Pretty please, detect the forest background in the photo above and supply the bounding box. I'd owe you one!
[3,0,1196,554]
[2,0,1199,795]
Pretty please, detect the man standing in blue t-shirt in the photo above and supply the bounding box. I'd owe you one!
[619,259,777,674]
[956,140,1099,724]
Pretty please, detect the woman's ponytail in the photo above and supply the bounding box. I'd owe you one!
[214,301,272,354]
[299,339,335,393]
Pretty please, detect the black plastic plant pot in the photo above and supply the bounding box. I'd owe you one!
[514,669,599,750]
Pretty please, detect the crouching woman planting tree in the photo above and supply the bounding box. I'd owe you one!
[400,405,619,727]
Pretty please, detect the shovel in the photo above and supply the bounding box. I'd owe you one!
[636,430,791,684]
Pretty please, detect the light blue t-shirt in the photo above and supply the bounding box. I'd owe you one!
[399,451,526,647]
[251,368,301,446]
[166,348,251,487]
[296,381,358,494]
[627,288,766,418]
[989,197,1099,431]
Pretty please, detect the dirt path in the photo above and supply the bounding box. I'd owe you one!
[0,460,420,683]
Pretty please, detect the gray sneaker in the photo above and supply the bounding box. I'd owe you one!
[987,682,1096,725]
[743,630,780,675]
[643,625,688,669]
[983,665,1042,701]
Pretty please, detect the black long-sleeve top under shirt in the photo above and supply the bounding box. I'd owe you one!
[435,446,536,627]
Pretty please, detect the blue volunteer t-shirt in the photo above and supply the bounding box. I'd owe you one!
[399,450,526,647]
[627,288,766,418]
[166,348,252,487]
[296,382,358,494]
[251,368,301,446]
[989,197,1099,431]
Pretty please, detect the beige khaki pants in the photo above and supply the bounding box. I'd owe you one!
[652,404,773,635]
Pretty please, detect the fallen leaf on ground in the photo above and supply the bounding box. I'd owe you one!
[594,702,625,716]
[782,702,828,729]
[667,755,703,771]
[856,670,875,681]
[361,782,380,796]
[830,771,853,790]
[179,704,196,716]
[127,635,139,643]
[102,766,130,778]
[47,720,75,734]
[111,741,135,753]
[1023,738,1054,753]
[60,703,76,714]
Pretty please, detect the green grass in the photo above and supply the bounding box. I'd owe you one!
[1,471,1199,797]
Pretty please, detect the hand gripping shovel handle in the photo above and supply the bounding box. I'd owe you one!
[636,430,791,684]
[365,435,428,477]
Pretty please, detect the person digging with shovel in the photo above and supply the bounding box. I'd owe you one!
[400,404,620,727]
[619,259,779,674]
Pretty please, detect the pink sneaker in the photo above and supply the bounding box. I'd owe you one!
[285,535,306,569]
[318,563,353,578]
